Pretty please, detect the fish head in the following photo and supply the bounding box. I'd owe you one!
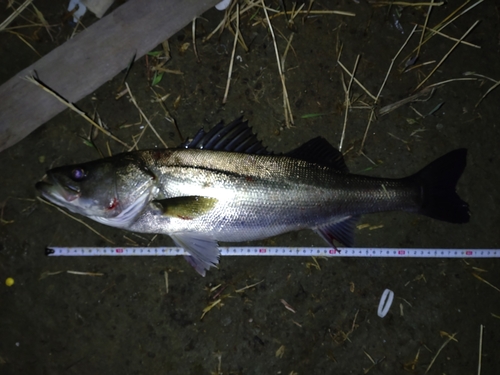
[36,155,158,228]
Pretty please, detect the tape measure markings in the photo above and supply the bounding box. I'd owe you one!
[46,247,500,258]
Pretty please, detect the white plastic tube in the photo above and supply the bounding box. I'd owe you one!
[377,289,394,318]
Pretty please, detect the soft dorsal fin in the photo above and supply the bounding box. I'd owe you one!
[180,117,270,155]
[286,137,349,172]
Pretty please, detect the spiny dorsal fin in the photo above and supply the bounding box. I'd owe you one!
[181,118,347,171]
[180,117,270,155]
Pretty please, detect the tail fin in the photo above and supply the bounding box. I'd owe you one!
[409,149,470,223]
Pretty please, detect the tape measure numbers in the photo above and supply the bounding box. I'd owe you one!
[46,247,500,258]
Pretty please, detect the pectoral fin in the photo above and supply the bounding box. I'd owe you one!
[154,196,217,220]
[170,233,220,276]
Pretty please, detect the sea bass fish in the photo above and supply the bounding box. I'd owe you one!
[36,118,469,275]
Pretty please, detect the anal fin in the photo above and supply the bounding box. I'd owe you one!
[315,215,360,247]
[170,233,220,276]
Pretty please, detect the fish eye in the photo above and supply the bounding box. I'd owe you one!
[71,168,87,181]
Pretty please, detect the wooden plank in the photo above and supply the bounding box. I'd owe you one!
[0,0,220,153]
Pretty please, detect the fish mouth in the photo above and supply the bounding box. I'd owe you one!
[36,177,80,203]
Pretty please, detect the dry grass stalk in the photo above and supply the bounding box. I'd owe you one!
[301,0,316,24]
[464,72,497,83]
[265,9,356,22]
[379,86,434,116]
[40,270,104,280]
[235,279,264,293]
[477,324,483,375]
[370,1,444,5]
[25,75,130,149]
[227,25,249,53]
[208,2,355,42]
[403,348,420,371]
[475,79,500,109]
[37,197,115,244]
[275,345,285,358]
[66,270,104,276]
[223,3,240,104]
[281,32,294,71]
[402,0,483,65]
[363,354,385,374]
[432,0,483,36]
[164,270,169,294]
[382,77,478,116]
[305,256,322,271]
[414,20,480,91]
[280,299,296,313]
[5,29,40,56]
[425,77,478,89]
[31,3,53,41]
[364,351,375,364]
[347,309,360,341]
[153,67,183,75]
[125,82,168,148]
[127,119,149,151]
[288,1,306,26]
[339,54,360,152]
[224,3,249,54]
[200,298,222,320]
[416,23,480,48]
[261,0,294,128]
[472,273,500,293]
[424,332,458,374]
[150,87,183,142]
[0,0,33,31]
[417,0,436,59]
[204,0,259,43]
[360,24,417,151]
[337,59,376,101]
[404,60,436,73]
[192,17,200,62]
[440,331,458,342]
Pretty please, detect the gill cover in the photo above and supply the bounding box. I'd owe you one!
[37,153,158,228]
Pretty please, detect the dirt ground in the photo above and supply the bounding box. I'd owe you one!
[1,1,500,374]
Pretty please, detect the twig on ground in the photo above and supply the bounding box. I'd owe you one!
[223,3,240,104]
[262,0,294,127]
[339,55,360,152]
[125,82,168,148]
[37,197,115,244]
[0,0,33,31]
[424,332,458,374]
[25,75,130,149]
[361,25,417,151]
[414,20,480,91]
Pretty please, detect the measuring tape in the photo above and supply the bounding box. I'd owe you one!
[46,247,500,258]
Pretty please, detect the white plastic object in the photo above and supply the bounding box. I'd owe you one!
[67,0,87,22]
[377,289,394,318]
[215,0,231,11]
